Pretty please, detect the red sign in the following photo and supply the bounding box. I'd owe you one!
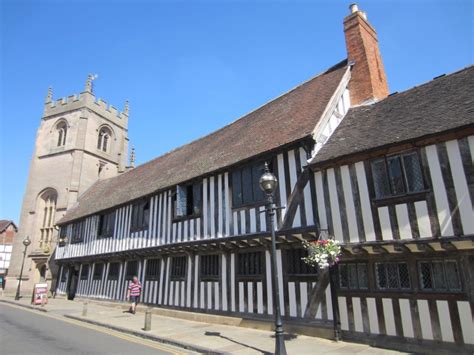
[32,283,48,305]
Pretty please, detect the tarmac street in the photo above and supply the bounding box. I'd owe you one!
[0,303,186,355]
[0,297,407,354]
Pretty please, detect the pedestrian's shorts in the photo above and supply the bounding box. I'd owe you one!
[130,295,140,304]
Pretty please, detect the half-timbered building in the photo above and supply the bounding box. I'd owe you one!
[53,5,473,353]
[308,66,474,353]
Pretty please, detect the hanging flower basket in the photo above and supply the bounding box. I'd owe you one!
[302,239,342,269]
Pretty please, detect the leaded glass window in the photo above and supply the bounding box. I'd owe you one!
[286,248,317,275]
[170,256,187,280]
[375,262,411,291]
[108,262,120,280]
[145,259,161,280]
[371,151,425,199]
[200,254,220,280]
[419,260,461,292]
[93,263,104,280]
[80,264,90,280]
[339,263,368,290]
[237,252,263,277]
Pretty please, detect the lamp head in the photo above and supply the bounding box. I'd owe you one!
[23,236,31,247]
[259,162,278,195]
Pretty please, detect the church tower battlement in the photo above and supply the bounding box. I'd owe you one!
[44,75,129,129]
[5,75,130,296]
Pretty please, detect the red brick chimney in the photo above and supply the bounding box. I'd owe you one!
[344,4,389,105]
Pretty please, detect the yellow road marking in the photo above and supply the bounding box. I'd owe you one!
[1,302,188,354]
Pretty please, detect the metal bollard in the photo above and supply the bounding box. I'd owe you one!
[82,301,88,317]
[144,307,152,331]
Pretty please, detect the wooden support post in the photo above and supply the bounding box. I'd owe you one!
[329,265,341,342]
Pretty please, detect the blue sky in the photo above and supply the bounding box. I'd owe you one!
[1,0,472,224]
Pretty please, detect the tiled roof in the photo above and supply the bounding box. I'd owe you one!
[0,220,17,233]
[58,61,349,224]
[311,65,474,166]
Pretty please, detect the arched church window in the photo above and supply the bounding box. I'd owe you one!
[97,127,112,153]
[56,122,67,147]
[38,189,57,251]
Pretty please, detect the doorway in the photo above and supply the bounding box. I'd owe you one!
[66,266,79,300]
[39,265,47,282]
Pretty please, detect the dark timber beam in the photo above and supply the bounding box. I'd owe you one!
[351,246,368,255]
[394,244,411,253]
[279,168,310,230]
[416,243,435,253]
[441,241,456,251]
[303,267,330,319]
[372,245,389,254]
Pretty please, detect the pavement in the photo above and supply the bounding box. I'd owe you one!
[0,302,186,354]
[0,295,407,354]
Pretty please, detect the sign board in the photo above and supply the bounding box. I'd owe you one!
[32,283,48,305]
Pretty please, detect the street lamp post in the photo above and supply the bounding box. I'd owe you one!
[15,236,31,301]
[259,163,287,355]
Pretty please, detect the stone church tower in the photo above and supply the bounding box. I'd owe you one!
[5,75,129,295]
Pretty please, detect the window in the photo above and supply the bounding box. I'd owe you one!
[286,249,318,276]
[60,267,68,282]
[339,263,368,290]
[38,189,57,250]
[375,262,411,291]
[125,260,138,280]
[59,225,67,239]
[56,122,67,147]
[200,254,220,280]
[98,211,115,238]
[80,264,90,280]
[108,262,120,280]
[71,220,85,243]
[371,152,425,199]
[232,162,268,207]
[174,182,202,218]
[170,256,187,280]
[419,260,461,292]
[145,259,161,280]
[131,200,150,231]
[93,263,104,280]
[237,252,263,277]
[97,127,112,153]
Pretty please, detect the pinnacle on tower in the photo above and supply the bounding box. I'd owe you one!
[124,100,129,116]
[45,86,53,104]
[129,147,136,168]
[85,74,98,93]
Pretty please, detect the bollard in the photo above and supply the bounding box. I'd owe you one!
[82,301,88,317]
[144,307,152,331]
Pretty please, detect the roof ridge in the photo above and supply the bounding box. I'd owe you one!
[373,64,474,105]
[59,60,350,224]
[126,59,349,173]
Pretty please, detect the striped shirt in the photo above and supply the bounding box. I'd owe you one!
[128,281,142,296]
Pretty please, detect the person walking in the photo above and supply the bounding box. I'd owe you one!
[127,276,142,314]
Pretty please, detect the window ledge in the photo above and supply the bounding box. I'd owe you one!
[373,190,429,207]
[232,201,267,211]
[172,213,202,223]
[97,235,113,239]
[199,277,220,282]
[130,227,148,233]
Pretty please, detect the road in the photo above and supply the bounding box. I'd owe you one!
[0,303,185,354]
